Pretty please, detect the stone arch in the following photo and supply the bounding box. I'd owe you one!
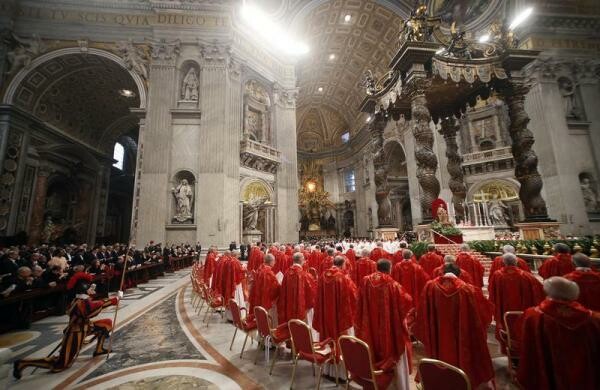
[383,139,407,177]
[3,47,147,108]
[170,170,196,224]
[467,178,520,202]
[239,178,274,203]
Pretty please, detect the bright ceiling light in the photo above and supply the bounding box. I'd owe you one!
[478,34,490,43]
[240,4,309,56]
[328,53,336,60]
[317,86,324,92]
[344,14,351,22]
[509,7,533,30]
[366,116,372,123]
[119,89,135,98]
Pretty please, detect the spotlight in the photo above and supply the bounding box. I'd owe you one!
[317,86,324,92]
[344,14,351,22]
[478,34,490,43]
[509,7,533,30]
[366,116,372,123]
[435,48,445,54]
[328,53,336,60]
[119,89,135,98]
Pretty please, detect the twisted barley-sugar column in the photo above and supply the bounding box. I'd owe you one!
[440,117,467,219]
[502,82,549,221]
[411,93,440,223]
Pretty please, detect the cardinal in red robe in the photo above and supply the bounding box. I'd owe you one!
[277,253,317,326]
[212,251,245,301]
[489,255,530,276]
[272,245,292,277]
[307,245,324,270]
[517,277,600,390]
[313,256,357,343]
[538,243,575,279]
[345,245,357,266]
[418,245,444,278]
[391,249,429,309]
[487,253,544,352]
[246,254,280,327]
[370,242,390,262]
[203,247,218,285]
[415,269,495,389]
[353,249,377,285]
[455,244,485,288]
[564,253,600,311]
[318,248,335,275]
[356,259,413,389]
[246,244,264,273]
[432,257,475,285]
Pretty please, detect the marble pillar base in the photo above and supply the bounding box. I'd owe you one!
[375,227,399,240]
[514,221,561,240]
[242,230,262,245]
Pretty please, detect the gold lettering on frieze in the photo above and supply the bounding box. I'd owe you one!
[17,6,228,28]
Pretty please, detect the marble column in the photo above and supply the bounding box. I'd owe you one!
[439,117,467,220]
[196,42,241,247]
[273,86,299,242]
[134,39,180,245]
[369,116,393,227]
[411,93,440,223]
[502,81,550,221]
[28,166,51,245]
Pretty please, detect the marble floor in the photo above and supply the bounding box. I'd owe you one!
[1,270,518,389]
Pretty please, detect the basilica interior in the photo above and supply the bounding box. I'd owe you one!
[0,0,599,389]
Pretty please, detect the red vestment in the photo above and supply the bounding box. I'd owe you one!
[318,255,334,275]
[370,247,389,262]
[353,257,377,285]
[489,255,530,277]
[313,267,357,342]
[356,272,413,369]
[391,260,430,308]
[418,252,444,278]
[538,253,575,279]
[455,252,484,288]
[247,264,280,326]
[272,251,292,275]
[517,299,600,390]
[488,266,544,347]
[415,276,494,389]
[564,269,600,311]
[345,248,356,264]
[203,252,217,284]
[212,256,245,299]
[308,251,324,270]
[246,247,264,272]
[277,264,317,325]
[432,266,474,285]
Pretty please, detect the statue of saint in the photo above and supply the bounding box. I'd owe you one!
[172,179,193,223]
[181,68,199,101]
[436,206,450,225]
[243,195,266,231]
[42,216,54,243]
[558,77,583,120]
[488,193,510,225]
[580,177,600,213]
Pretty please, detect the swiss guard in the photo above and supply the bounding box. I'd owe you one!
[13,272,122,379]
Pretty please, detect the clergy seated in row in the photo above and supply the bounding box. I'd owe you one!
[564,253,600,311]
[246,254,280,327]
[275,252,316,339]
[418,244,444,278]
[517,277,600,390]
[455,244,485,288]
[353,249,377,286]
[415,263,495,390]
[356,259,413,390]
[487,253,544,353]
[489,245,530,276]
[391,250,429,309]
[432,255,475,285]
[538,243,575,279]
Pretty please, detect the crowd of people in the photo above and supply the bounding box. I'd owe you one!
[0,242,199,330]
[201,240,600,390]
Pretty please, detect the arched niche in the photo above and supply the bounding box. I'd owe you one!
[170,170,196,224]
[240,178,274,203]
[467,178,522,226]
[178,60,200,108]
[383,140,408,177]
[243,80,271,144]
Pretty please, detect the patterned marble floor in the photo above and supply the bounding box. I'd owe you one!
[1,271,518,389]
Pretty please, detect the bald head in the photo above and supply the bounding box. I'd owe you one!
[292,252,304,264]
[502,253,517,266]
[427,244,436,252]
[554,243,570,254]
[444,255,456,264]
[377,259,391,273]
[572,253,592,268]
[264,253,275,265]
[327,248,335,256]
[361,248,370,257]
[334,256,345,267]
[402,250,413,261]
[460,243,470,251]
[544,277,579,301]
[502,245,515,254]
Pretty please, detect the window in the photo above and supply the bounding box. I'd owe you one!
[341,132,350,143]
[344,169,356,192]
[113,142,124,170]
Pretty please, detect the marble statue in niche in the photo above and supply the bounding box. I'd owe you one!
[558,77,583,120]
[580,176,600,213]
[172,179,193,223]
[181,68,199,101]
[243,195,266,231]
[246,109,262,140]
[488,193,511,226]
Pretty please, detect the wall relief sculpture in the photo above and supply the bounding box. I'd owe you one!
[115,39,149,80]
[579,173,600,214]
[5,33,47,74]
[557,76,584,121]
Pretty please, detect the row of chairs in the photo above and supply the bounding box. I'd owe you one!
[189,265,473,390]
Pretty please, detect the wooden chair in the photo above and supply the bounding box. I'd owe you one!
[201,284,224,326]
[229,299,256,358]
[418,358,471,390]
[503,310,524,381]
[253,306,291,369]
[288,319,337,389]
[338,335,393,390]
